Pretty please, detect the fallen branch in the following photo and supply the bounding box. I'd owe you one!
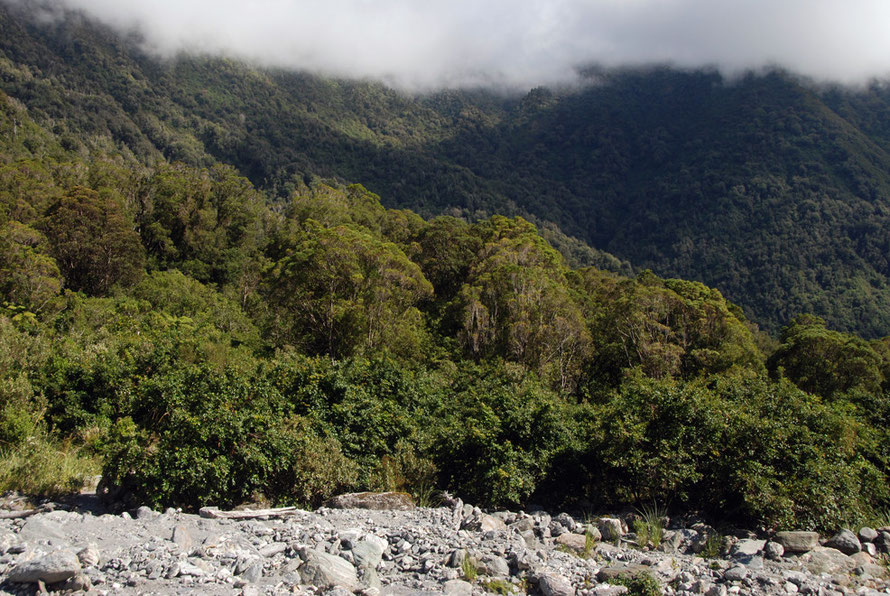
[198,506,304,520]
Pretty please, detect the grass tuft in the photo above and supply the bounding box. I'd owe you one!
[0,437,99,498]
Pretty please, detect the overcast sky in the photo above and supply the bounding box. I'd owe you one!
[20,0,890,90]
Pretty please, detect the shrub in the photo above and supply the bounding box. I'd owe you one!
[101,365,358,509]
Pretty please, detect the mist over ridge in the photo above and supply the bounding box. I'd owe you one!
[7,0,890,91]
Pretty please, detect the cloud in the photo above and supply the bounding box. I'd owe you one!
[12,0,890,90]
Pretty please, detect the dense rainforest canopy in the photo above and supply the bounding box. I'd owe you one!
[1,2,890,531]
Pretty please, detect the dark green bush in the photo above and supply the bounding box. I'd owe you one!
[563,372,889,530]
[101,365,357,509]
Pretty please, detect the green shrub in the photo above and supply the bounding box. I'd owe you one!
[101,365,358,509]
[564,373,890,531]
[609,572,661,596]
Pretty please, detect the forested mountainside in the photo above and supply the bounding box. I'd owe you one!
[5,4,890,335]
[2,1,890,531]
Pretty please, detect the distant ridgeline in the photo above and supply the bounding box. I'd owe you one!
[1,1,890,530]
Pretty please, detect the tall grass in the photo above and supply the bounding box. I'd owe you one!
[0,437,99,498]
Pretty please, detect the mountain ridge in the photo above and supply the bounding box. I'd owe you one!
[4,2,890,335]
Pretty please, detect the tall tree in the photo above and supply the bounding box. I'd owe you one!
[42,186,144,295]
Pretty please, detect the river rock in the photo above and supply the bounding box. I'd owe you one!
[859,527,878,543]
[298,547,359,590]
[773,531,820,553]
[479,554,510,577]
[172,525,193,552]
[764,541,785,559]
[538,572,575,596]
[556,532,589,553]
[799,547,854,575]
[324,492,415,511]
[724,564,748,582]
[597,564,652,582]
[443,579,473,595]
[353,536,388,569]
[824,529,861,555]
[8,550,81,584]
[731,539,765,558]
[598,518,624,541]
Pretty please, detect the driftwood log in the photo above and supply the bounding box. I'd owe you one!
[198,506,304,520]
[0,504,54,519]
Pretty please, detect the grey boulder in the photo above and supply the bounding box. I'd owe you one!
[298,547,359,590]
[824,529,861,555]
[8,550,81,584]
[773,531,820,554]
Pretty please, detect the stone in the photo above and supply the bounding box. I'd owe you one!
[324,492,415,511]
[172,525,193,552]
[479,514,507,532]
[598,518,624,541]
[555,532,589,553]
[798,547,854,575]
[859,527,878,543]
[353,537,387,570]
[730,539,765,558]
[447,549,466,568]
[849,551,874,566]
[764,541,785,559]
[773,531,820,553]
[585,525,603,543]
[724,565,748,581]
[53,572,91,592]
[442,579,473,596]
[479,555,510,577]
[259,542,287,557]
[538,572,575,596]
[596,565,652,582]
[298,547,359,590]
[8,550,81,584]
[593,587,629,596]
[135,506,155,520]
[241,560,263,583]
[875,531,890,553]
[510,517,535,533]
[178,561,206,577]
[76,546,100,568]
[824,529,861,555]
[19,519,66,542]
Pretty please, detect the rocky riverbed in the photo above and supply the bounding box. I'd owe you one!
[0,492,888,596]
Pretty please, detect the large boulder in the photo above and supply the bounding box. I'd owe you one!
[352,536,388,570]
[773,531,820,554]
[597,518,625,541]
[824,529,861,555]
[298,548,359,590]
[8,550,81,584]
[537,572,575,596]
[324,492,415,511]
[556,533,590,554]
[799,547,854,575]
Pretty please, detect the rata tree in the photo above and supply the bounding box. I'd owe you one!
[265,221,433,359]
[457,216,589,389]
[0,220,62,313]
[768,314,884,400]
[573,268,763,385]
[42,186,144,295]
